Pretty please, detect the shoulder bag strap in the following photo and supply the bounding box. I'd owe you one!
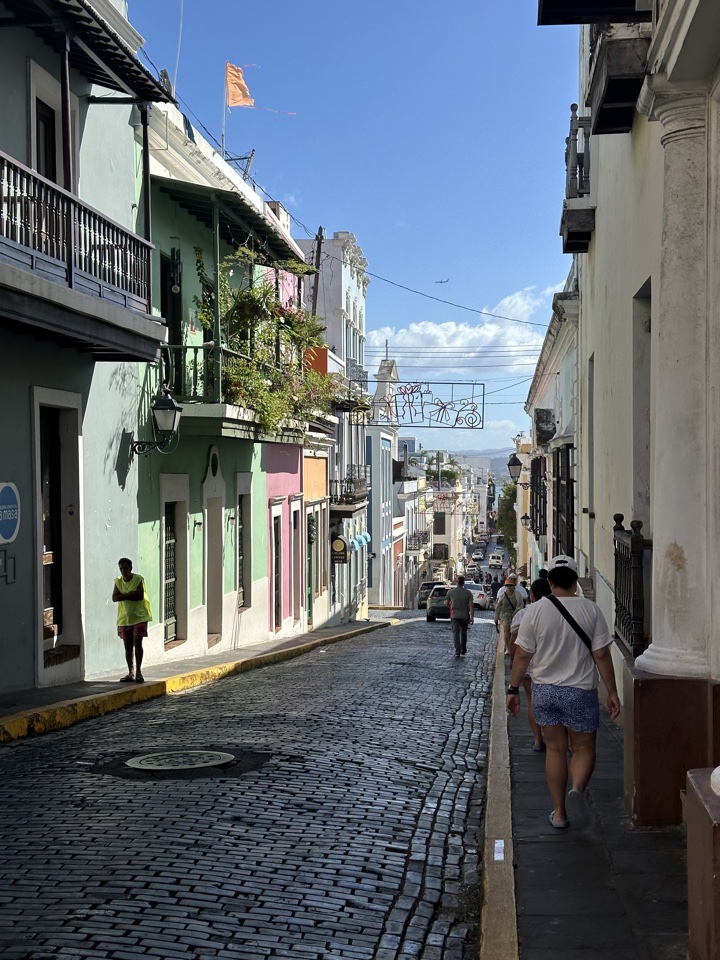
[546,595,594,655]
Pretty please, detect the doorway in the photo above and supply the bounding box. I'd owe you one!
[33,389,82,682]
[273,515,282,631]
[206,496,223,641]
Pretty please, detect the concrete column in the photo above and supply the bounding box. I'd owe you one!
[634,93,709,678]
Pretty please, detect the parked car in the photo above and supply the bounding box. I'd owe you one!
[426,584,452,621]
[466,583,490,610]
[466,563,478,578]
[417,581,445,610]
[472,550,483,561]
[488,552,504,569]
[495,534,504,545]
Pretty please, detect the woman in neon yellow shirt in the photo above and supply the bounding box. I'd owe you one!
[112,557,152,683]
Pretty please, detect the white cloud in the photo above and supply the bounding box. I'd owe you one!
[364,282,552,451]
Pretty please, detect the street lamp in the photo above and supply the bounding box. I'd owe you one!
[521,514,531,528]
[131,391,183,455]
[507,453,522,482]
[507,454,540,489]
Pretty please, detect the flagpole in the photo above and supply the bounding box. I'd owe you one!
[221,61,227,158]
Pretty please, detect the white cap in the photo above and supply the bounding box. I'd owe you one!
[548,555,577,573]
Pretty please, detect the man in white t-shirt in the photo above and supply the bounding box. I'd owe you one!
[505,555,620,831]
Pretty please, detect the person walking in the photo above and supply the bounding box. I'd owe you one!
[494,578,522,655]
[506,555,620,830]
[447,575,474,658]
[490,575,502,602]
[497,572,528,606]
[509,578,552,752]
[112,557,152,683]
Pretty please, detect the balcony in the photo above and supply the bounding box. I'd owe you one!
[0,151,159,360]
[163,344,316,442]
[330,465,371,514]
[587,24,650,134]
[346,357,369,386]
[406,532,430,555]
[560,105,596,254]
[538,0,651,25]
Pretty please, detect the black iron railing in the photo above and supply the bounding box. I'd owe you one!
[330,464,371,504]
[406,532,430,551]
[613,513,652,657]
[0,149,151,310]
[346,357,368,384]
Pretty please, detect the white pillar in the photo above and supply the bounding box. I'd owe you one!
[635,94,709,677]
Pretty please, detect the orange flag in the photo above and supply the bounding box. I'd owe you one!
[225,62,254,108]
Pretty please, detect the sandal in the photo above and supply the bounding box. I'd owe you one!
[135,674,145,683]
[549,811,569,829]
[532,742,546,752]
[119,674,135,682]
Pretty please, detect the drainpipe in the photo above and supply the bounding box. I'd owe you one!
[139,103,153,313]
[60,31,75,287]
[212,197,222,402]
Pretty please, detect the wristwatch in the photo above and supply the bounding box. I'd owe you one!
[506,685,520,695]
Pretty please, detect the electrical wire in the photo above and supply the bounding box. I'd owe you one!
[137,46,551,331]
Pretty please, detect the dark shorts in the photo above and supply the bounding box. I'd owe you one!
[531,682,599,733]
[117,623,148,642]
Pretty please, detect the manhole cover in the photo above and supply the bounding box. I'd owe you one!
[126,750,235,770]
[90,746,272,780]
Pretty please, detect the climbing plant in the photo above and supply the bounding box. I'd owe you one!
[193,249,342,433]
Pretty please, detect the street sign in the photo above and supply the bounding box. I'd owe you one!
[0,482,20,545]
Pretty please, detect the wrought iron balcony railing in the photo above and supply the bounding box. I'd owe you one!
[346,357,368,384]
[330,464,371,505]
[407,532,430,551]
[163,343,247,402]
[0,149,151,313]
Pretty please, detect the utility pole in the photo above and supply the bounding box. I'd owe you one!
[311,227,323,316]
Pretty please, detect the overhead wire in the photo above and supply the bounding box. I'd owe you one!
[136,43,548,415]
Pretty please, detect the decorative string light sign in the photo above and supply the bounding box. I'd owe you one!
[349,381,485,430]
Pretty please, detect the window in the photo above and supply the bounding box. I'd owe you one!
[35,99,57,183]
[163,502,177,643]
[435,512,447,535]
[553,445,574,557]
[29,61,79,191]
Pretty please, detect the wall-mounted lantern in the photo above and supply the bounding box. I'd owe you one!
[131,391,183,456]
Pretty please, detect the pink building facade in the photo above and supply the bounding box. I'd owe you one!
[265,443,304,634]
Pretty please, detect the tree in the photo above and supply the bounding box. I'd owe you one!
[496,481,518,566]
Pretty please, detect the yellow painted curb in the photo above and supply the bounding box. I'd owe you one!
[479,637,519,960]
[0,621,391,744]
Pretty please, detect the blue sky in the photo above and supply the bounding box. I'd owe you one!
[129,0,579,451]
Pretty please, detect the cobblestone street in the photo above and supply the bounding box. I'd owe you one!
[0,615,496,960]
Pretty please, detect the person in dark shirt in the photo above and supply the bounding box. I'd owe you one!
[490,576,502,602]
[447,575,474,658]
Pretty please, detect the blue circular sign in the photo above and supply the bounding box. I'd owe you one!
[0,483,20,544]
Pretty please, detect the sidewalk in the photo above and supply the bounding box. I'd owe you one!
[507,664,688,960]
[0,619,392,744]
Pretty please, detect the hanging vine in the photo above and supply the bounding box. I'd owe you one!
[193,249,342,433]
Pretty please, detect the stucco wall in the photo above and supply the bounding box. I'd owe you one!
[577,112,663,586]
[0,330,143,688]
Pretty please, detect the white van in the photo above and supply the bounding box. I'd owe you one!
[488,552,504,569]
